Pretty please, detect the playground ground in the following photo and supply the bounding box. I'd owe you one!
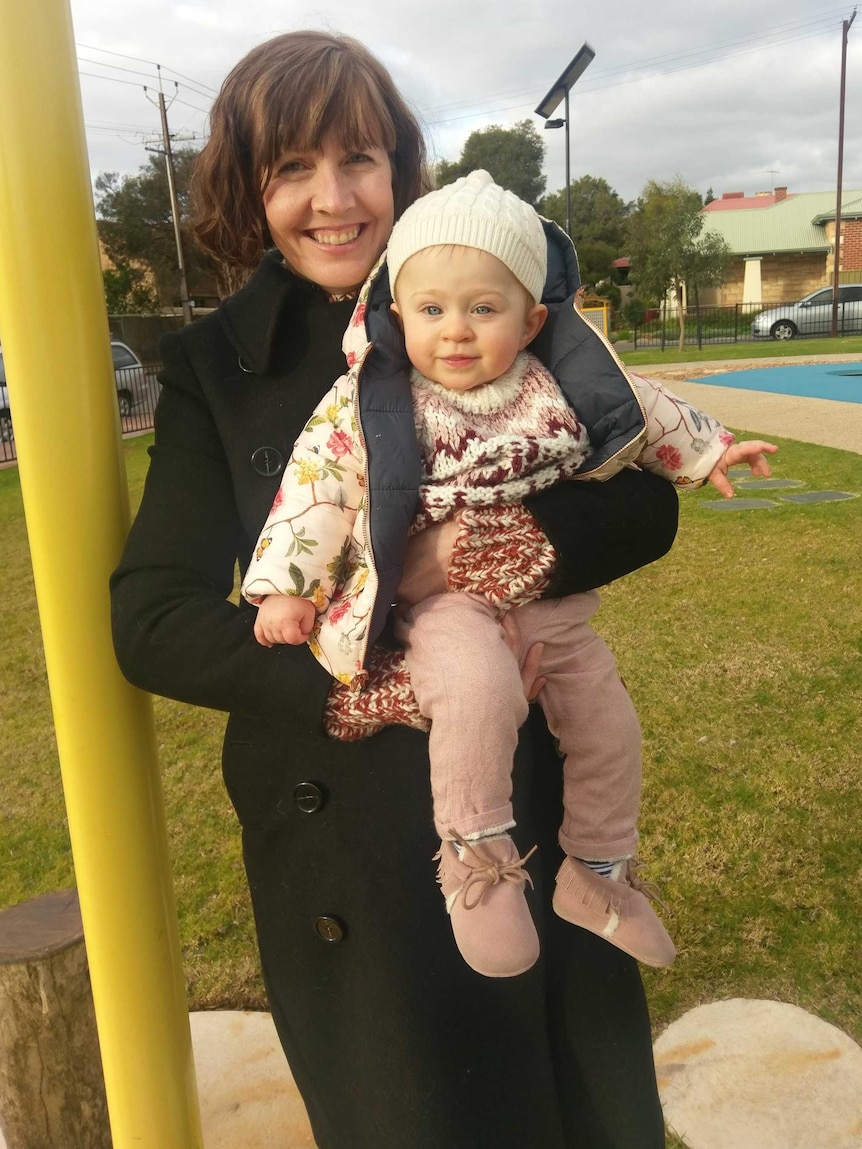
[641,355,862,457]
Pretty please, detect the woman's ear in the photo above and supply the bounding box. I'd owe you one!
[520,303,548,349]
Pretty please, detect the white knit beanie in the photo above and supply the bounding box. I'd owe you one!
[387,169,547,303]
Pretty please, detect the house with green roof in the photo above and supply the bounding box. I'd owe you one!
[698,187,862,307]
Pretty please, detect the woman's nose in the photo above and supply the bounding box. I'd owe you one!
[310,165,355,214]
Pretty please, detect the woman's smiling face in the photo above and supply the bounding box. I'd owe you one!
[262,132,394,294]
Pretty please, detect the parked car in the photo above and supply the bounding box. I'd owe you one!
[0,341,151,436]
[751,284,862,340]
[110,340,151,416]
[0,349,11,441]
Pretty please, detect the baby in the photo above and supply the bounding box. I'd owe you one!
[243,170,776,978]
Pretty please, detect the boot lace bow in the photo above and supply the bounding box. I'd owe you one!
[449,832,537,911]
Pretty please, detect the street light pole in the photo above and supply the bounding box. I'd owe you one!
[564,89,571,236]
[831,7,856,337]
[535,43,595,240]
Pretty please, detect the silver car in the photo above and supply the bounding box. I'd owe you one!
[751,284,862,341]
[0,341,152,438]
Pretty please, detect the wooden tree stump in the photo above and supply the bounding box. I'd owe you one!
[0,890,111,1148]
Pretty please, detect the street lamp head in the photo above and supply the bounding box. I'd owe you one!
[544,118,566,129]
[534,42,595,118]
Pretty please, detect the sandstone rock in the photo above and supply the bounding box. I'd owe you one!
[654,999,862,1149]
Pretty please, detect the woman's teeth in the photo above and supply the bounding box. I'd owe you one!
[312,227,361,246]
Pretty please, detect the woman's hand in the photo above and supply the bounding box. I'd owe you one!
[396,520,459,608]
[501,613,546,702]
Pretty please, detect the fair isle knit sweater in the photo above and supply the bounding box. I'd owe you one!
[410,352,590,530]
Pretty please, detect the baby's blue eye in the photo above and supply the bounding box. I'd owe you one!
[423,305,442,316]
[473,305,493,315]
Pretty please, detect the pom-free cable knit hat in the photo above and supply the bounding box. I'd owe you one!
[387,169,547,304]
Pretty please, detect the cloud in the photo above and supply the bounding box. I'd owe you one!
[63,0,862,204]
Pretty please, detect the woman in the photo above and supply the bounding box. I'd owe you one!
[111,31,677,1149]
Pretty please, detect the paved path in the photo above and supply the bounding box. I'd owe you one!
[645,356,862,455]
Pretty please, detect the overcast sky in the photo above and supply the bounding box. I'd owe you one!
[69,0,861,207]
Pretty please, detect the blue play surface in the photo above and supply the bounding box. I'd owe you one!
[687,361,862,404]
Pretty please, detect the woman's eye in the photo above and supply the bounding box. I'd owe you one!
[277,159,306,176]
[347,152,373,164]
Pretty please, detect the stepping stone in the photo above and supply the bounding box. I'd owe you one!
[653,999,862,1149]
[781,490,858,504]
[737,478,804,489]
[701,498,778,510]
[0,1011,316,1149]
[190,1011,315,1148]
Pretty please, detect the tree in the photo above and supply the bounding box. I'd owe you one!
[435,120,546,206]
[102,263,159,314]
[625,176,731,351]
[539,175,629,251]
[568,240,617,292]
[95,148,219,309]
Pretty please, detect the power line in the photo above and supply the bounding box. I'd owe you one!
[76,41,218,94]
[422,12,847,125]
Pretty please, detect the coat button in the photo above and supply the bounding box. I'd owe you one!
[314,916,345,943]
[251,446,284,477]
[294,781,326,814]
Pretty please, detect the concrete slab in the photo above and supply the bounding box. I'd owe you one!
[782,490,859,504]
[654,999,862,1149]
[701,498,778,510]
[737,478,804,489]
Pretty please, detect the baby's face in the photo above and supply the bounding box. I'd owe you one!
[391,246,546,392]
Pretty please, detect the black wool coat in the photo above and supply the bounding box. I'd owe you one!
[111,250,675,1149]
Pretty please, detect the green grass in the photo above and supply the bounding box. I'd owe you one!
[3,424,862,1147]
[619,333,862,367]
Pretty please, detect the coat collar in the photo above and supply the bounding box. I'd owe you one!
[217,249,307,376]
[216,225,578,379]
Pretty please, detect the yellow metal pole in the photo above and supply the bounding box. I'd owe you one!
[0,2,202,1145]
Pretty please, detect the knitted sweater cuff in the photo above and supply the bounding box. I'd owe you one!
[446,505,556,608]
[324,646,430,742]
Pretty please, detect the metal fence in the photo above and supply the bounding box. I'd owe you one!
[630,297,862,349]
[0,361,161,465]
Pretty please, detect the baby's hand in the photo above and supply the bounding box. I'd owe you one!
[708,440,778,499]
[254,595,317,647]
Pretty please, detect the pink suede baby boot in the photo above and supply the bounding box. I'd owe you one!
[435,834,540,978]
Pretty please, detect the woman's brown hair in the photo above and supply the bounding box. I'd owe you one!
[191,31,428,270]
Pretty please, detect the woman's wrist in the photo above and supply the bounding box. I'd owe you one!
[525,469,679,595]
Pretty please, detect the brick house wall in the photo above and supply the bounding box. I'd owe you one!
[841,219,862,271]
[705,253,828,306]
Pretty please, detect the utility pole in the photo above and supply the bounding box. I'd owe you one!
[145,69,193,326]
[831,7,856,337]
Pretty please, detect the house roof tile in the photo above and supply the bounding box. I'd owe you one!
[701,189,862,255]
[704,193,791,211]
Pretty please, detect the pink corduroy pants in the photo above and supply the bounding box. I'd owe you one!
[396,590,642,860]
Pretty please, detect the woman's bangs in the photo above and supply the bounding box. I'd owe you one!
[264,64,396,171]
[324,72,396,155]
